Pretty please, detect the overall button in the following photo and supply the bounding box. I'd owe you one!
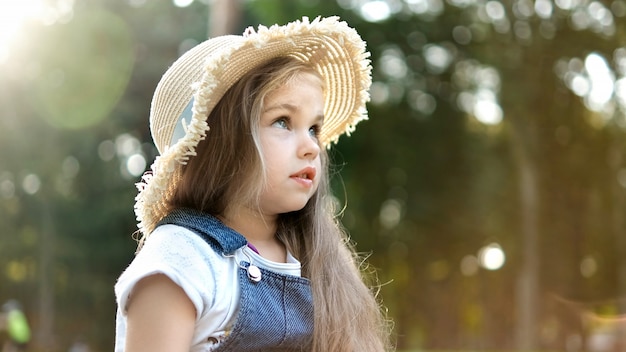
[247,265,262,282]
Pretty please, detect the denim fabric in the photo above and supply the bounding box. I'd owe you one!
[158,208,248,255]
[157,208,314,351]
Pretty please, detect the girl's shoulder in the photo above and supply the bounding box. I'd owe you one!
[116,224,235,316]
[138,223,229,272]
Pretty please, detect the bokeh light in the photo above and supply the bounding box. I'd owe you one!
[115,134,147,179]
[423,44,453,74]
[379,198,404,229]
[558,51,622,120]
[460,255,480,276]
[580,255,598,278]
[478,243,506,270]
[407,0,445,17]
[61,156,80,179]
[360,0,391,22]
[408,90,437,115]
[98,140,117,162]
[126,154,147,177]
[22,173,41,195]
[0,172,16,199]
[173,0,194,7]
[453,60,503,125]
[584,53,615,109]
[380,47,408,79]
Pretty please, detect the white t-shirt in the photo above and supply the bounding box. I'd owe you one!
[114,224,301,352]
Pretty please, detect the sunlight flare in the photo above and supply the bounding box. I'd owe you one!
[0,0,74,64]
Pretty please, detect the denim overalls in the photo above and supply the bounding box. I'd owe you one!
[158,208,314,351]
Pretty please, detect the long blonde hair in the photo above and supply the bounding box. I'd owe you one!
[169,56,391,351]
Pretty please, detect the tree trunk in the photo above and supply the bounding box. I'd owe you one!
[36,200,55,349]
[208,0,241,37]
[609,132,626,343]
[510,121,540,350]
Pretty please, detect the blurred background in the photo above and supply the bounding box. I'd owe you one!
[1,0,626,351]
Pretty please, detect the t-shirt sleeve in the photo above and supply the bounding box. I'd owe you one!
[115,225,220,320]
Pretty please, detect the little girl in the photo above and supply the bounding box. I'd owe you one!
[115,16,391,351]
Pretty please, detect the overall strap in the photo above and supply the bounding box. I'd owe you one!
[156,208,247,255]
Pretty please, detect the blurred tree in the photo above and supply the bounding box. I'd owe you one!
[332,0,626,350]
[209,0,242,36]
[0,0,210,350]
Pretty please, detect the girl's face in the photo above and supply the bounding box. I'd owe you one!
[257,72,324,216]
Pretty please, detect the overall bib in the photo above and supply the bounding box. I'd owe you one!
[158,208,314,351]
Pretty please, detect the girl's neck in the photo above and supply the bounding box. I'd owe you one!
[221,206,287,263]
[223,206,276,240]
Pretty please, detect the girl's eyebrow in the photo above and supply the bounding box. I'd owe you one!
[263,103,325,123]
[263,102,298,113]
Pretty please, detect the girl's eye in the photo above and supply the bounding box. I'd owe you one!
[309,124,321,138]
[272,118,289,129]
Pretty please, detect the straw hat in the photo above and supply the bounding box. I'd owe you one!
[135,16,372,237]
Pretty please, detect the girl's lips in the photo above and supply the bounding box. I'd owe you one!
[290,166,316,187]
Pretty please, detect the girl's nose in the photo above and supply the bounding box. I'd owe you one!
[298,131,321,160]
